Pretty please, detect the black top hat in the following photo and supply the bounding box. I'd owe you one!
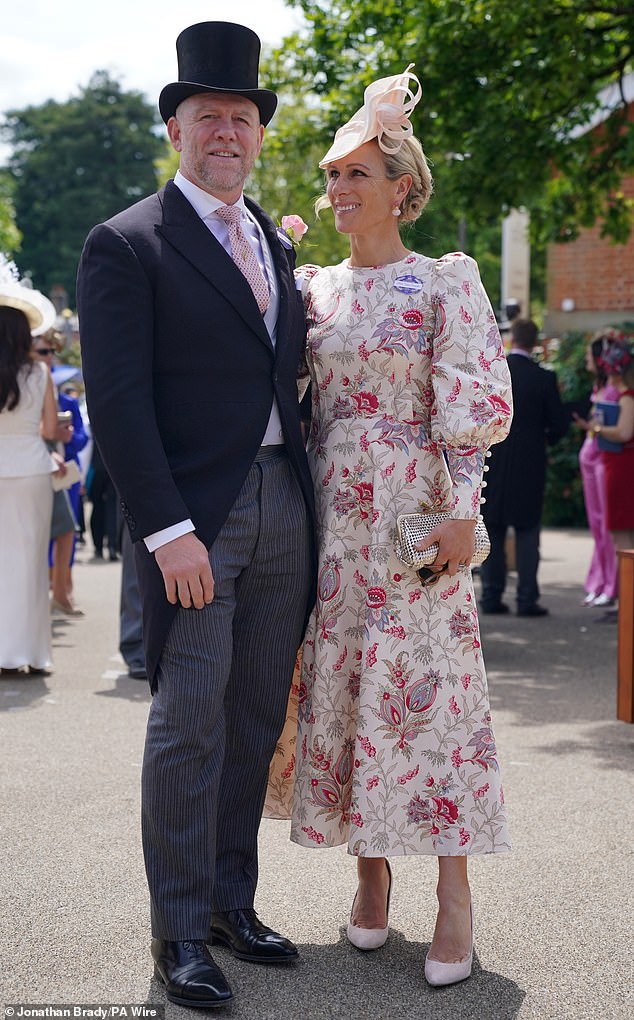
[159,21,278,126]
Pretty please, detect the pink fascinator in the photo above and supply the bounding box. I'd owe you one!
[319,63,422,167]
[595,334,633,376]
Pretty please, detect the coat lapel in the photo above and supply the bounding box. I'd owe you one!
[156,181,273,350]
[246,196,295,353]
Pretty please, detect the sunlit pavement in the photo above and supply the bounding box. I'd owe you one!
[1,529,632,1020]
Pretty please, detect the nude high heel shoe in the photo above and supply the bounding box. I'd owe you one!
[424,906,473,986]
[346,860,392,950]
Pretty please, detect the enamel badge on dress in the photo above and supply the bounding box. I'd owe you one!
[393,274,423,294]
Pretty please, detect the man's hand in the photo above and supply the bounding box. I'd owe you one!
[154,532,215,609]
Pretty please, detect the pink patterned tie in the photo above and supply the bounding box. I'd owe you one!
[216,205,269,314]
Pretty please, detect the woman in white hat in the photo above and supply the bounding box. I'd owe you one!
[0,263,59,673]
[289,68,513,986]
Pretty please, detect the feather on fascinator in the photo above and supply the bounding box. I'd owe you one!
[595,333,633,376]
[0,254,56,333]
[319,64,422,167]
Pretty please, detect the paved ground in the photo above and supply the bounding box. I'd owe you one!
[1,529,633,1020]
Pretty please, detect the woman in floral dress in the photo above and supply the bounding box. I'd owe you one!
[289,67,513,986]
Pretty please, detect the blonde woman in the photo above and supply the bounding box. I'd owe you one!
[291,66,513,986]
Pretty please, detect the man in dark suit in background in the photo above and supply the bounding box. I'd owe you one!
[480,318,569,617]
[77,22,314,1009]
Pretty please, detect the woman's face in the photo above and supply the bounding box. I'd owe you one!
[324,140,409,236]
[32,340,56,364]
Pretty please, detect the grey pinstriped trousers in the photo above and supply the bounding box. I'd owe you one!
[141,449,312,939]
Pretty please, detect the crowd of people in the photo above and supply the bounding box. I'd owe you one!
[2,19,633,1011]
[0,267,136,674]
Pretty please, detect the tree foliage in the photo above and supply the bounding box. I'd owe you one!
[0,171,21,255]
[2,72,163,300]
[266,0,633,251]
[254,48,507,299]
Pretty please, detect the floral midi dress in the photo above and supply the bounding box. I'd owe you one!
[288,252,513,857]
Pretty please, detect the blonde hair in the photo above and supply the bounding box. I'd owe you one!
[315,135,433,221]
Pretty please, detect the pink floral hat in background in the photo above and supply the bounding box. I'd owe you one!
[594,329,634,376]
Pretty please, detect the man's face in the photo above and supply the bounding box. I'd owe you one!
[32,340,56,364]
[168,93,264,203]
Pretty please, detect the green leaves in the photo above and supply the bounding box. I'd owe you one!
[2,71,163,299]
[266,0,634,250]
[0,172,21,255]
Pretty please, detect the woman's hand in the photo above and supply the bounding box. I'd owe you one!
[572,412,594,433]
[55,420,74,444]
[416,518,477,577]
[51,451,67,478]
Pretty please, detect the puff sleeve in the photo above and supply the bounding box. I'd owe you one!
[429,253,512,518]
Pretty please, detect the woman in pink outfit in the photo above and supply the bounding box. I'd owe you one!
[577,337,619,607]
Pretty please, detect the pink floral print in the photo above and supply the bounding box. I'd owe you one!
[287,252,512,856]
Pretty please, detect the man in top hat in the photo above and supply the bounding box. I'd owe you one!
[77,22,315,1009]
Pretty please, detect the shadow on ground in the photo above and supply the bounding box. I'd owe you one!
[0,673,51,712]
[142,931,526,1020]
[95,670,152,703]
[477,575,633,771]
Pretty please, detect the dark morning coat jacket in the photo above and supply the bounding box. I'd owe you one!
[482,352,569,529]
[77,180,316,686]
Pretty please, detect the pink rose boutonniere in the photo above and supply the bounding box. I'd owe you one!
[277,214,309,249]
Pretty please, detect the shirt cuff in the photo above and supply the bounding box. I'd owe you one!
[144,519,195,552]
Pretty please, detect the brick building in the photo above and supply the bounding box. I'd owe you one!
[544,75,634,337]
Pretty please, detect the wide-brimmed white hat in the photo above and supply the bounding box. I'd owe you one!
[319,64,422,167]
[0,257,56,333]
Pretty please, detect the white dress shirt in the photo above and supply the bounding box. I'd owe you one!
[144,171,284,553]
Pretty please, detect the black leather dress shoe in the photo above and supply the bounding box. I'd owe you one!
[151,938,233,1008]
[209,908,299,963]
[517,604,549,617]
[480,602,510,615]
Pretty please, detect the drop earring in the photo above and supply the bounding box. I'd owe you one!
[392,205,401,217]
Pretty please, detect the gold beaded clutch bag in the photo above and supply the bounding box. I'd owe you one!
[395,511,491,569]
